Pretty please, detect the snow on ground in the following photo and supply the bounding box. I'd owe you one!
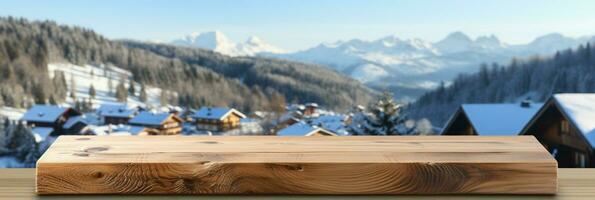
[350,64,389,83]
[48,63,166,109]
[0,106,26,121]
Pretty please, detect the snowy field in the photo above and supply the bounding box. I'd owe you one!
[48,63,166,109]
[0,106,26,121]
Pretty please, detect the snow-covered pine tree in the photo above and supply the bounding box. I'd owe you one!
[89,84,96,99]
[128,81,136,96]
[348,91,414,135]
[6,122,37,163]
[115,77,128,102]
[69,73,77,100]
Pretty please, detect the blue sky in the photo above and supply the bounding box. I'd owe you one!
[2,0,595,51]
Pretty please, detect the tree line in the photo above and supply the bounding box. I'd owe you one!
[0,17,373,112]
[408,42,595,127]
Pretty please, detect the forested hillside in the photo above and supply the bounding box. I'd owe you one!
[409,42,595,127]
[0,17,373,112]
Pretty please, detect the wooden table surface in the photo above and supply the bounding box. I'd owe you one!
[1,168,595,199]
[36,136,557,195]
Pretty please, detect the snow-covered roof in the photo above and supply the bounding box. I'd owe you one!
[455,103,543,135]
[277,122,336,136]
[62,115,87,129]
[193,107,246,120]
[129,111,175,126]
[96,104,137,118]
[276,111,302,125]
[21,105,70,123]
[309,114,348,135]
[31,127,54,143]
[552,93,595,146]
[310,114,346,124]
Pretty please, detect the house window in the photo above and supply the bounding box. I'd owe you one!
[560,120,570,134]
[575,152,587,168]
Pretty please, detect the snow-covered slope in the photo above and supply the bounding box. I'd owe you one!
[48,63,166,108]
[172,31,284,56]
[263,32,595,100]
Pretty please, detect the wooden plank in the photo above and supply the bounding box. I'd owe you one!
[36,136,557,195]
[7,169,595,200]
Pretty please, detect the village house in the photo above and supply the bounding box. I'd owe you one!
[441,101,543,136]
[277,122,337,136]
[96,104,138,125]
[307,114,350,135]
[303,103,319,116]
[192,107,246,132]
[20,105,85,140]
[276,110,302,126]
[520,94,595,168]
[128,111,183,135]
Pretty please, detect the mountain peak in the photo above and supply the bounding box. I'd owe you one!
[531,33,567,43]
[442,31,473,43]
[246,36,264,44]
[434,31,474,53]
[476,35,505,49]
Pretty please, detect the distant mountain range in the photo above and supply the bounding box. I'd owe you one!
[172,31,595,101]
[171,31,285,56]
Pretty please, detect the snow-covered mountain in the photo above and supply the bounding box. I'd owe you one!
[171,31,285,56]
[262,32,595,100]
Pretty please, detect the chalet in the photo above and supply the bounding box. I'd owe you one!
[62,115,89,134]
[277,110,302,126]
[96,104,137,125]
[441,101,543,135]
[277,122,337,136]
[304,103,319,116]
[193,107,246,132]
[308,114,350,135]
[21,105,82,135]
[520,94,595,168]
[128,111,183,135]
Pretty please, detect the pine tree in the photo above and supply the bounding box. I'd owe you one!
[269,91,286,115]
[107,76,113,95]
[48,95,57,105]
[69,73,77,100]
[89,84,96,99]
[139,83,147,103]
[128,81,136,96]
[115,78,127,102]
[348,91,413,135]
[51,70,68,103]
[7,122,37,163]
[159,89,168,106]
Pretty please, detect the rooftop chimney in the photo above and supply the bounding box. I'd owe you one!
[520,100,531,108]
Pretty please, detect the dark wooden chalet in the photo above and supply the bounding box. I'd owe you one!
[520,94,595,168]
[96,104,138,125]
[21,105,84,138]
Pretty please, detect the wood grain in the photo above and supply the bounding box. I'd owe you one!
[36,136,557,195]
